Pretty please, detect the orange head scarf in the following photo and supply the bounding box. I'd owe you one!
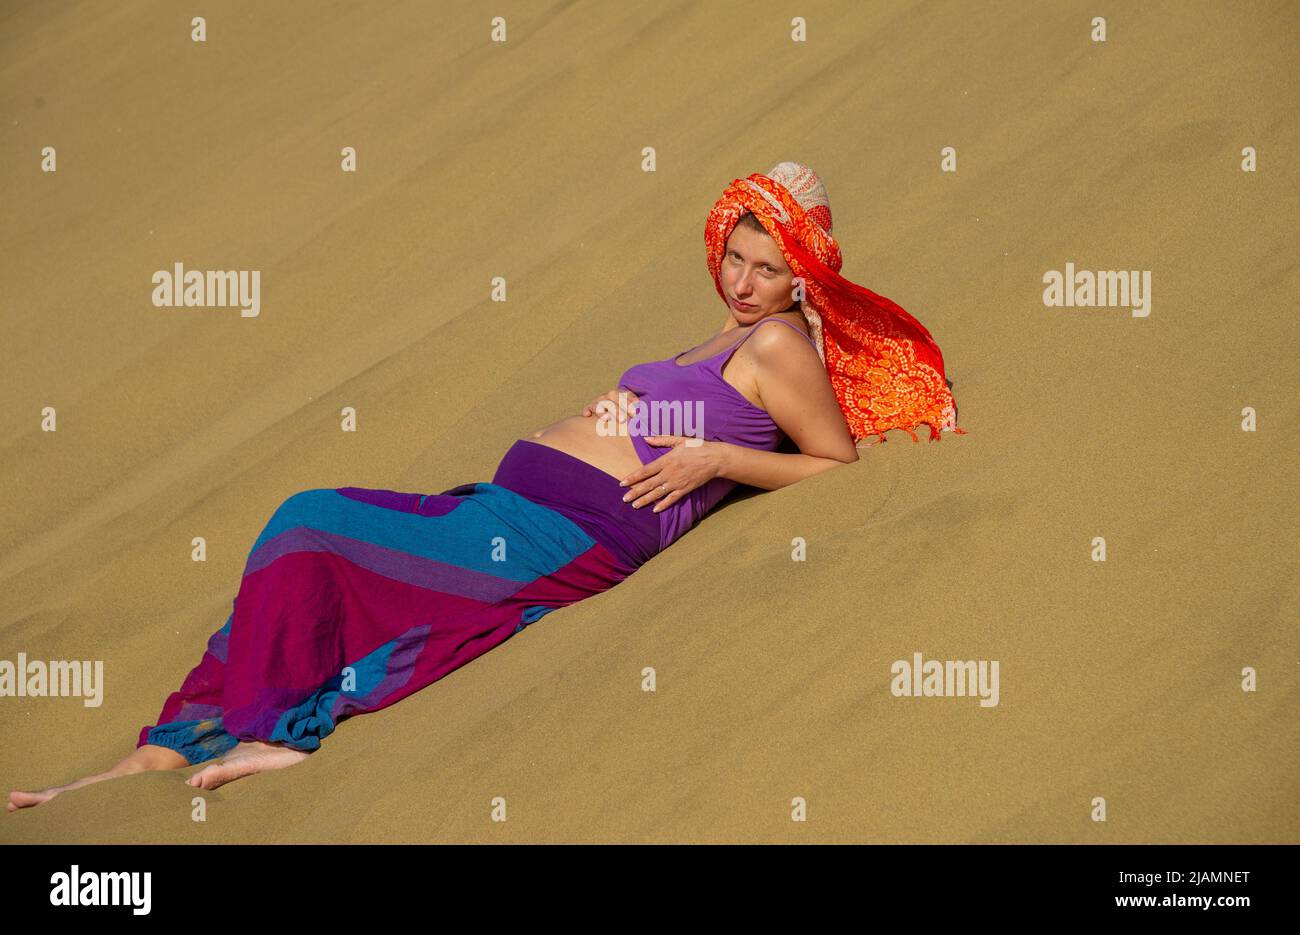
[705,162,964,444]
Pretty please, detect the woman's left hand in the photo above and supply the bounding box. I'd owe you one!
[618,437,726,513]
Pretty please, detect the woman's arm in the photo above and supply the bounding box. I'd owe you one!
[716,443,855,491]
[620,325,859,507]
[728,321,860,492]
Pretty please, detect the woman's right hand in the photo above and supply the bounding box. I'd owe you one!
[582,388,639,421]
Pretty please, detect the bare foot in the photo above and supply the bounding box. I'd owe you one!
[7,743,191,813]
[186,740,310,791]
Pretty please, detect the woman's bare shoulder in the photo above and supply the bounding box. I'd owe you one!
[748,312,816,359]
[776,309,812,337]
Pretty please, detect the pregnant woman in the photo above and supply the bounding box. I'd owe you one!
[8,161,961,811]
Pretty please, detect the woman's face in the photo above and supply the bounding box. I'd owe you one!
[720,223,797,323]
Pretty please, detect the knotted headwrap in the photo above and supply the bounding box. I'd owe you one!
[705,161,965,444]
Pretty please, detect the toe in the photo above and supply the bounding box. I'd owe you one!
[7,790,54,811]
[188,767,219,790]
[189,762,240,791]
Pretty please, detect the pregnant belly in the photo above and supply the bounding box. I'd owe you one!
[522,415,645,481]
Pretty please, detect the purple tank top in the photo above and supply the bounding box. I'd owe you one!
[616,316,819,550]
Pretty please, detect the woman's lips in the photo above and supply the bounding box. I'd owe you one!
[730,297,755,309]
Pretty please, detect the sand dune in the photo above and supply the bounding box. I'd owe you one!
[1,0,1296,842]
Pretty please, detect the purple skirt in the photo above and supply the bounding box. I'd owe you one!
[491,439,662,569]
[135,442,661,766]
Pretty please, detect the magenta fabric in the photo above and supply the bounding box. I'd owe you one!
[137,482,632,764]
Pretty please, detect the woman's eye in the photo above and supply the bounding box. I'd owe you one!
[730,252,776,273]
